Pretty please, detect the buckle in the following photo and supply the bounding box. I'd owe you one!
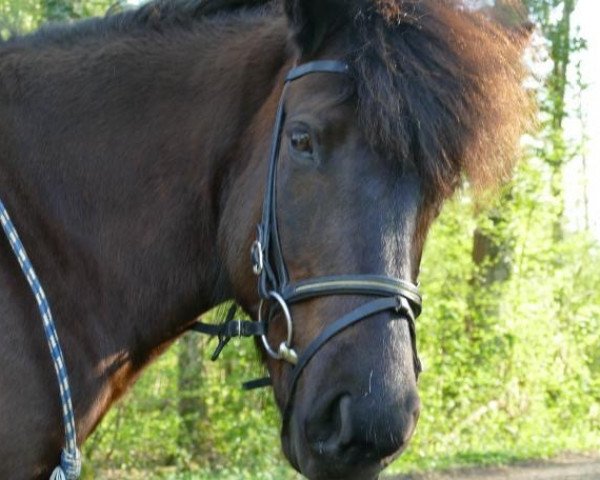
[224,319,242,337]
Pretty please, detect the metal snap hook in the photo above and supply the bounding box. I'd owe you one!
[258,291,297,364]
[250,240,264,275]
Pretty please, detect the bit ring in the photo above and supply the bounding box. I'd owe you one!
[259,291,296,364]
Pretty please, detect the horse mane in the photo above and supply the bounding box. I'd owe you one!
[4,0,530,200]
[349,0,532,198]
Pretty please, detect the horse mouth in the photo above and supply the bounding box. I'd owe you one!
[281,403,388,480]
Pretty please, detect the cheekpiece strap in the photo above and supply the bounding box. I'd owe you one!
[254,59,351,299]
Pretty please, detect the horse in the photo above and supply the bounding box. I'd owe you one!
[0,0,531,478]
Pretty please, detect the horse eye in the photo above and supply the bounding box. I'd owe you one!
[290,131,313,154]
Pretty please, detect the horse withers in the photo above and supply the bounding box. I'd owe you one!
[0,0,531,478]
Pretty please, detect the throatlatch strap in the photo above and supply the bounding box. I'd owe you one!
[243,377,273,390]
[191,319,264,338]
[191,304,265,361]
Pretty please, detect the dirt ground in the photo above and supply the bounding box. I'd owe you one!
[389,454,600,480]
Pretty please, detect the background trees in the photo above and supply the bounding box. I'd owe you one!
[1,1,598,478]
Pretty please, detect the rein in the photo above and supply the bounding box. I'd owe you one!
[194,60,422,410]
[0,201,81,480]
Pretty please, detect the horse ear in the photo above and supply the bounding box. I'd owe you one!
[480,0,534,49]
[284,0,356,55]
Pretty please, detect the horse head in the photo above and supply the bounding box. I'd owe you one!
[220,1,530,477]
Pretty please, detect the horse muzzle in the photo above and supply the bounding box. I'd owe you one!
[283,385,420,480]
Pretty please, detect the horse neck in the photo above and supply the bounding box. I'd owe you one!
[0,15,287,439]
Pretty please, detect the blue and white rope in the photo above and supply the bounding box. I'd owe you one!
[0,200,81,480]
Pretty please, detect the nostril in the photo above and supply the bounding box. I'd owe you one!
[305,391,420,462]
[336,395,354,447]
[306,393,352,456]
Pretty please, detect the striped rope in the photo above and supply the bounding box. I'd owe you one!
[0,200,81,480]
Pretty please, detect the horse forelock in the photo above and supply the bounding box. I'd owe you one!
[348,0,532,200]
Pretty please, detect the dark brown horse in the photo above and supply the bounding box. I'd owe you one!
[0,0,530,478]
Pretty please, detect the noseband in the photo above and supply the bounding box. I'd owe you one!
[194,60,422,404]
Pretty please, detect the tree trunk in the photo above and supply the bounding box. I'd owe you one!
[177,332,209,464]
[525,0,578,239]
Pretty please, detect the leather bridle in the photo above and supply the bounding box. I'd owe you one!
[193,60,422,405]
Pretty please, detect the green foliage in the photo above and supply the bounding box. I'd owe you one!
[389,161,600,474]
[0,0,41,36]
[82,171,600,478]
[83,320,299,479]
[43,0,121,21]
[0,0,122,38]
